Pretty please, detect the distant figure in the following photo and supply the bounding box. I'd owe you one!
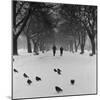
[52,45,57,56]
[55,86,63,93]
[60,47,63,56]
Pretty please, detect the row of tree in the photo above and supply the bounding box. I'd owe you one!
[12,1,97,56]
[59,4,97,55]
[13,1,55,55]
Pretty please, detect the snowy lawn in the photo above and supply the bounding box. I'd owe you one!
[13,50,96,99]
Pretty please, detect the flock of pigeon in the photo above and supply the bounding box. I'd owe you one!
[13,68,41,84]
[13,59,75,94]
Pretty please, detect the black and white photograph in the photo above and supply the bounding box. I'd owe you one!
[12,0,97,99]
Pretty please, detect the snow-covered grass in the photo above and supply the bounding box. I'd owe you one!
[13,50,96,99]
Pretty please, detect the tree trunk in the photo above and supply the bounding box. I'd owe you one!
[70,41,74,53]
[75,33,80,52]
[80,33,86,54]
[74,40,78,52]
[82,21,96,56]
[90,35,95,55]
[12,3,32,55]
[32,40,39,55]
[80,44,84,54]
[26,36,32,53]
[39,41,45,53]
[13,36,18,55]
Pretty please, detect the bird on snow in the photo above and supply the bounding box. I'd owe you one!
[27,79,32,85]
[23,73,29,78]
[54,68,57,72]
[55,86,63,93]
[13,68,18,73]
[35,76,41,81]
[70,79,75,85]
[57,68,61,75]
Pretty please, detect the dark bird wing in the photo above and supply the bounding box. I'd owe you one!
[58,71,61,75]
[36,76,41,81]
[55,86,63,93]
[54,69,57,72]
[58,68,61,72]
[70,80,75,85]
[27,79,32,85]
[23,73,29,78]
[14,69,18,73]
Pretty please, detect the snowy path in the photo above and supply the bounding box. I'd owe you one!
[13,50,96,99]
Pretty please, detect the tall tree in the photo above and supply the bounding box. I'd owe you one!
[59,4,97,55]
[12,0,32,55]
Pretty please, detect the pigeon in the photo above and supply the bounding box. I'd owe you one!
[55,86,63,93]
[57,68,61,75]
[27,79,32,85]
[54,68,57,72]
[23,73,29,78]
[57,68,61,72]
[58,71,61,75]
[70,79,75,85]
[35,76,41,81]
[13,68,18,73]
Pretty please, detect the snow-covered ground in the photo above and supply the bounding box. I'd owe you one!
[13,50,96,99]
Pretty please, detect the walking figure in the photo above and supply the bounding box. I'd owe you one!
[52,45,56,56]
[60,47,63,56]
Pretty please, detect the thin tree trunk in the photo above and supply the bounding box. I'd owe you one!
[26,36,32,53]
[80,44,84,54]
[80,32,86,54]
[13,36,18,55]
[34,42,39,55]
[74,41,78,52]
[80,37,85,54]
[70,41,74,53]
[32,40,39,55]
[75,33,80,52]
[90,36,95,55]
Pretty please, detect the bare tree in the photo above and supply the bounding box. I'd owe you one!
[12,1,32,55]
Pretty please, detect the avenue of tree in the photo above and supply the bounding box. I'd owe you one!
[12,1,97,56]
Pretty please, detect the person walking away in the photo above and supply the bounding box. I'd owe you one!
[52,45,56,56]
[60,47,63,56]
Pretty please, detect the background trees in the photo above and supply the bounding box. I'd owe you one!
[13,1,32,55]
[13,1,97,56]
[59,4,97,55]
[13,1,55,55]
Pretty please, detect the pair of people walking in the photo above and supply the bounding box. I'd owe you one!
[52,45,63,56]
